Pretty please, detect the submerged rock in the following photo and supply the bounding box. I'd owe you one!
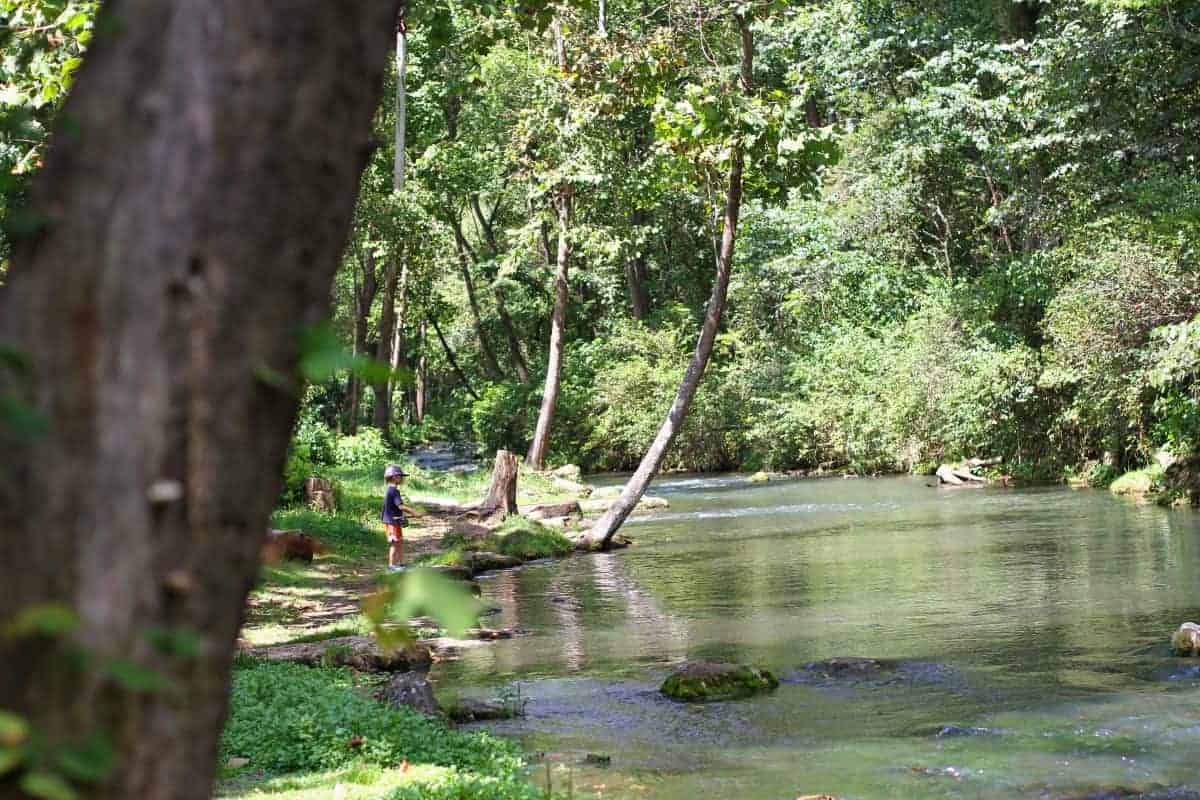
[444,698,518,723]
[788,658,965,692]
[1172,622,1200,656]
[660,661,779,702]
[376,672,439,716]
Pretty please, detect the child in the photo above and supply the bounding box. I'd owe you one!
[382,465,418,572]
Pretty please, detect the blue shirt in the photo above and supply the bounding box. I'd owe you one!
[381,485,407,525]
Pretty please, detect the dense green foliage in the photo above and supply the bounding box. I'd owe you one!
[289,0,1200,479]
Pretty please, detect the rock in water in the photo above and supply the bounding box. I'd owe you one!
[248,636,431,672]
[551,464,583,482]
[660,661,779,702]
[1172,622,1200,656]
[376,672,440,716]
[748,471,771,483]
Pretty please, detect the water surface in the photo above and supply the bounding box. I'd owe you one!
[438,476,1200,799]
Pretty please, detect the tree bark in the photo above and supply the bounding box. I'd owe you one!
[526,188,572,471]
[415,320,428,421]
[469,195,532,383]
[480,449,519,519]
[430,315,480,401]
[0,2,399,798]
[583,14,752,549]
[347,250,380,435]
[372,258,399,432]
[625,208,650,320]
[394,17,408,194]
[451,222,503,380]
[388,259,409,426]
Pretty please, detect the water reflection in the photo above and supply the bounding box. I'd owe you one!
[439,476,1200,799]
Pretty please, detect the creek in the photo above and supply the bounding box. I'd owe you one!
[437,475,1200,799]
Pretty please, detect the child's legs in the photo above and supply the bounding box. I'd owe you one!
[387,525,404,566]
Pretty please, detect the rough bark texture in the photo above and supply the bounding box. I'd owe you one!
[583,15,752,549]
[347,251,380,434]
[526,189,572,470]
[372,258,399,432]
[0,2,399,798]
[480,449,520,519]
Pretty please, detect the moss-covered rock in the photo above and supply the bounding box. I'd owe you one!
[1110,464,1165,500]
[748,471,772,483]
[494,517,573,560]
[1172,622,1200,656]
[660,661,779,702]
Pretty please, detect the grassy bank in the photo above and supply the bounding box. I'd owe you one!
[217,660,559,800]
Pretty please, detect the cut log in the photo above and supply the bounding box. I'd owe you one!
[524,500,582,521]
[935,465,965,486]
[478,450,519,520]
[951,468,987,483]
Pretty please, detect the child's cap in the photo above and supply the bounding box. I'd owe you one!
[384,464,408,479]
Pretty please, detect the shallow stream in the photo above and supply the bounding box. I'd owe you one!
[438,475,1200,799]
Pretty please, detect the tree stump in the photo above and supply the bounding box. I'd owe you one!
[304,476,336,512]
[479,449,519,520]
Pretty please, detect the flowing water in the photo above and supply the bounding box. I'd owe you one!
[437,475,1200,799]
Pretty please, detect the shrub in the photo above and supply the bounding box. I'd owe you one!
[293,415,336,467]
[336,427,396,469]
[280,450,316,507]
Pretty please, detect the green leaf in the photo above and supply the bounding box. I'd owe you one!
[5,604,79,639]
[387,568,483,638]
[0,746,26,776]
[0,711,30,747]
[20,772,78,800]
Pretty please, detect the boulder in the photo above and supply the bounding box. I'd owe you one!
[444,698,516,722]
[524,500,583,521]
[551,464,583,482]
[552,476,593,498]
[660,661,779,702]
[261,529,327,564]
[249,636,431,672]
[579,495,668,515]
[429,564,475,582]
[376,672,440,716]
[461,551,523,574]
[1172,622,1200,656]
[748,471,771,483]
[304,476,336,512]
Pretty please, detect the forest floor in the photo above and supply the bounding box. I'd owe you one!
[219,463,583,800]
[241,463,576,647]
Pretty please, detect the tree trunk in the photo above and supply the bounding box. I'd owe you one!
[394,18,407,194]
[415,320,428,421]
[430,315,480,401]
[469,195,531,383]
[451,225,503,380]
[625,209,650,320]
[347,251,379,435]
[372,259,399,432]
[480,449,519,519]
[0,2,399,799]
[388,259,409,425]
[526,188,572,471]
[582,15,752,550]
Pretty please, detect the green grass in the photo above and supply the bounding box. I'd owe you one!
[493,517,573,560]
[218,660,555,799]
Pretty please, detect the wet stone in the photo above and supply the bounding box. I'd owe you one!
[661,661,779,702]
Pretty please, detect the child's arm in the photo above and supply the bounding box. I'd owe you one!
[399,503,421,517]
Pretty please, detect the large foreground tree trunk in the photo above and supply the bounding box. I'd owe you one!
[526,188,572,470]
[582,15,752,550]
[0,2,399,798]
